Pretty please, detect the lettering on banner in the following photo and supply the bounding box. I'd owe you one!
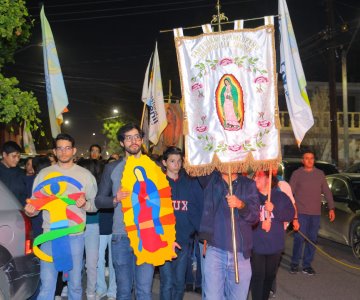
[148,97,159,125]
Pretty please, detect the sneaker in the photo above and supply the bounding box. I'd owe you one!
[61,285,68,297]
[302,267,316,275]
[289,264,299,274]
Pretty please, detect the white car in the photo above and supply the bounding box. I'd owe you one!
[0,180,40,299]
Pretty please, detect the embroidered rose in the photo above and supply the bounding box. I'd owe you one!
[258,120,271,127]
[195,125,208,133]
[228,144,242,152]
[219,58,233,66]
[191,83,203,91]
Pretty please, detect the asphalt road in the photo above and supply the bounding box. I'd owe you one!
[62,233,360,300]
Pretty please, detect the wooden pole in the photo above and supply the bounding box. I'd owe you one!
[228,167,239,283]
[140,103,147,129]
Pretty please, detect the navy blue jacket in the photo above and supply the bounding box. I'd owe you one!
[252,189,295,255]
[199,172,259,259]
[167,169,203,246]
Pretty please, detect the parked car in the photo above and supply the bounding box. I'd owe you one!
[344,162,360,173]
[277,158,339,182]
[0,180,40,299]
[318,173,360,259]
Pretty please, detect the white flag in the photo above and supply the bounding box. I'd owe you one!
[146,43,167,145]
[279,0,314,146]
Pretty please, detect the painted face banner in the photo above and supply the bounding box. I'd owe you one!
[174,24,281,175]
[121,155,176,266]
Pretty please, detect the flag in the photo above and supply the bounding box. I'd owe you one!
[143,43,167,145]
[23,121,37,155]
[279,0,314,146]
[40,6,69,138]
[141,54,152,152]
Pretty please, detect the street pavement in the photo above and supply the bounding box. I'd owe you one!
[62,233,360,300]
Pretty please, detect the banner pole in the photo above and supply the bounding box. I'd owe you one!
[140,102,146,129]
[228,167,239,283]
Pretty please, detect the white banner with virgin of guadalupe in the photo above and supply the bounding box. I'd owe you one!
[174,23,281,175]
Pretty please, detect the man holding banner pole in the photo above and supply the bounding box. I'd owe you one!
[198,171,259,299]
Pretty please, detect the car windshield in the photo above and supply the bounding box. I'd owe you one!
[351,181,360,201]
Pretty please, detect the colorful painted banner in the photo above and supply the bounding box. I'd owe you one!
[279,0,314,146]
[121,155,176,266]
[174,23,281,175]
[152,102,184,155]
[27,172,85,271]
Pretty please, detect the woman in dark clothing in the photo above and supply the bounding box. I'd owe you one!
[251,170,295,300]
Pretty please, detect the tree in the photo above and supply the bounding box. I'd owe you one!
[0,0,41,144]
[102,118,126,155]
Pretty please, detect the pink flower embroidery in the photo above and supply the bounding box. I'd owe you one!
[228,145,242,152]
[219,58,233,66]
[258,120,271,127]
[195,125,208,133]
[254,76,269,84]
[191,83,203,91]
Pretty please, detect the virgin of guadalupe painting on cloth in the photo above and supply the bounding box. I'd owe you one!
[27,172,85,274]
[121,155,176,266]
[174,19,281,175]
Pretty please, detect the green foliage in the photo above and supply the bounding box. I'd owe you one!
[0,0,33,68]
[102,118,126,155]
[0,74,41,131]
[0,0,42,136]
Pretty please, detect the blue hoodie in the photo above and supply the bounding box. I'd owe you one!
[252,188,295,255]
[167,169,203,246]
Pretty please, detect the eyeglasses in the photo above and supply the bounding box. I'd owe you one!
[124,134,142,142]
[56,146,73,152]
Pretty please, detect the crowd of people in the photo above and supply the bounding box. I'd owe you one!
[0,123,336,300]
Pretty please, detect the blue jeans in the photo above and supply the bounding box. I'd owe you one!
[37,234,85,300]
[291,214,320,268]
[112,234,154,300]
[159,243,189,300]
[85,223,100,297]
[97,234,116,298]
[203,246,251,300]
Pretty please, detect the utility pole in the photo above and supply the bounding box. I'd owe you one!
[326,0,338,164]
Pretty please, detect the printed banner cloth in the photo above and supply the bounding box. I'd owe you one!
[175,25,281,175]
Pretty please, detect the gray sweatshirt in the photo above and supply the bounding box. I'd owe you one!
[31,163,98,233]
[289,167,334,215]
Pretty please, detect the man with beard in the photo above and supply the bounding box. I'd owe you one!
[95,123,154,300]
[24,133,98,300]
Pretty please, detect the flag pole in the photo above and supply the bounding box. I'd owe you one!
[227,166,239,283]
[168,80,172,103]
[140,102,147,129]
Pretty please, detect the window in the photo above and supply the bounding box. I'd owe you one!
[331,179,349,199]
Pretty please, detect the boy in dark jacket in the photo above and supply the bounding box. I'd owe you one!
[159,146,203,300]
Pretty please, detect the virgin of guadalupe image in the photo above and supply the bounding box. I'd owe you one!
[215,75,244,131]
[132,166,168,252]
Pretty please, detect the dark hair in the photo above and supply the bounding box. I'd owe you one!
[162,146,183,161]
[46,152,57,161]
[302,149,316,159]
[77,158,104,184]
[107,157,117,164]
[254,170,279,189]
[32,156,51,174]
[89,144,102,153]
[116,123,144,142]
[53,133,75,149]
[1,141,22,154]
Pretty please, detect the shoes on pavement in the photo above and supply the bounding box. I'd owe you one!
[269,290,276,298]
[302,267,316,275]
[194,287,202,294]
[289,264,299,274]
[185,284,193,292]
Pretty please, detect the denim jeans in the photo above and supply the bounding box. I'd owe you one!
[85,223,100,297]
[291,214,320,268]
[203,245,251,300]
[159,243,189,300]
[111,234,154,300]
[97,234,116,298]
[37,234,85,300]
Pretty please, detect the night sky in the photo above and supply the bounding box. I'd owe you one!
[4,0,360,155]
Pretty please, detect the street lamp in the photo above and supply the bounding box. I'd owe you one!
[113,109,119,114]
